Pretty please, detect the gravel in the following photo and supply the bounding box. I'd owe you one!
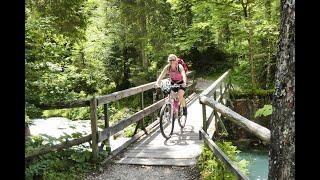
[85,163,201,180]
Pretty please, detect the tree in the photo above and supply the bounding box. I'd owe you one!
[268,0,295,179]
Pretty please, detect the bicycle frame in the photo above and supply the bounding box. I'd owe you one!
[165,84,181,117]
[159,81,187,139]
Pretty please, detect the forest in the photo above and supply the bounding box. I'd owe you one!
[26,0,279,119]
[25,0,294,179]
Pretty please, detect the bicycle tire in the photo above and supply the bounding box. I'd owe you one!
[160,104,174,139]
[178,106,187,128]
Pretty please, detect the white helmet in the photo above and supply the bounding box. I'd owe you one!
[160,79,171,93]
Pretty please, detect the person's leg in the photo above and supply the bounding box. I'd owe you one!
[171,89,179,116]
[178,89,187,115]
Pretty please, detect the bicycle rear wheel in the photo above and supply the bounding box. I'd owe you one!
[160,104,174,139]
[178,106,187,128]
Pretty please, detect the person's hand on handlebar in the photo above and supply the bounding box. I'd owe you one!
[182,82,187,88]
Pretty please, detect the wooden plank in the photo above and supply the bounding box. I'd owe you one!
[200,96,270,143]
[90,98,99,161]
[97,82,155,105]
[99,99,166,142]
[202,104,207,132]
[25,134,92,159]
[126,145,202,152]
[37,99,90,110]
[200,129,249,180]
[205,111,215,132]
[100,103,110,151]
[132,137,203,146]
[117,157,196,166]
[101,119,160,164]
[123,151,202,159]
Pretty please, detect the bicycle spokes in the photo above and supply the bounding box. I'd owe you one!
[160,104,174,139]
[178,106,187,128]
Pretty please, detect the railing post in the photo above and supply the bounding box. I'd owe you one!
[90,97,99,162]
[141,92,145,128]
[202,103,207,133]
[153,89,157,122]
[220,84,223,104]
[213,91,217,133]
[103,103,111,153]
[134,92,145,135]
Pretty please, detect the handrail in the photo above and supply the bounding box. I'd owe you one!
[198,70,249,180]
[25,134,92,159]
[200,129,249,180]
[97,82,155,106]
[97,71,195,106]
[200,96,270,143]
[98,98,166,142]
[36,71,195,109]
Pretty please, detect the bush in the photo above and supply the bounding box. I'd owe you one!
[25,135,105,180]
[197,141,249,179]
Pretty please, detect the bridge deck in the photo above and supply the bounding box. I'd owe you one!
[115,94,214,166]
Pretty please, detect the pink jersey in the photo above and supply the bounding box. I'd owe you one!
[168,65,183,81]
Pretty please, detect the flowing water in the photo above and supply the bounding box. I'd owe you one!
[237,149,269,180]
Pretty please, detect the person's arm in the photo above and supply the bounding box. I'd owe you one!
[156,64,169,87]
[179,64,187,87]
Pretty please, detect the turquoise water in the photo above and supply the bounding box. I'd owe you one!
[237,150,269,180]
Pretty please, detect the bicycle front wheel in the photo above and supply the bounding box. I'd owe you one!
[178,106,187,128]
[160,104,174,139]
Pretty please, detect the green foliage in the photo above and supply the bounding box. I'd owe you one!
[25,134,105,180]
[255,105,273,118]
[43,107,91,120]
[229,88,274,99]
[197,141,249,179]
[109,106,133,125]
[25,114,34,127]
[124,123,137,137]
[230,61,252,90]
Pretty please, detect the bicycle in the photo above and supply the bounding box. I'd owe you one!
[159,80,187,139]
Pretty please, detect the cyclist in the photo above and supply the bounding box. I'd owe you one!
[156,54,187,115]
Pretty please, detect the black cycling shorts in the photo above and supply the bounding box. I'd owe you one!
[171,80,186,92]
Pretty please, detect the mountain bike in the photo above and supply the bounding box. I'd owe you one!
[159,80,187,139]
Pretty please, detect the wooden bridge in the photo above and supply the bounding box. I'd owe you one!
[26,70,270,180]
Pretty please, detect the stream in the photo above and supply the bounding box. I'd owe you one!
[237,149,269,180]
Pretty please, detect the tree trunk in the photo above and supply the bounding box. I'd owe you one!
[268,0,295,179]
[242,1,256,88]
[139,0,148,68]
[266,40,271,89]
[248,23,255,88]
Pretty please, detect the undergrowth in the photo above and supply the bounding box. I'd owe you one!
[197,141,249,180]
[25,134,108,180]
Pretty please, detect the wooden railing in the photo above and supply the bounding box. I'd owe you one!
[26,71,196,162]
[198,69,270,180]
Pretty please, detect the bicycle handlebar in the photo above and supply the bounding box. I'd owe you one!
[170,84,182,88]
